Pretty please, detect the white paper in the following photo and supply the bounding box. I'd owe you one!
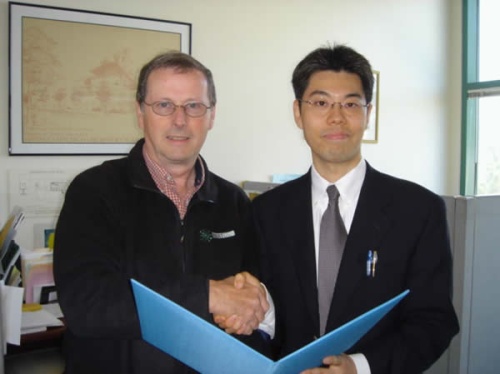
[42,303,64,319]
[8,169,77,218]
[22,309,63,331]
[1,284,24,352]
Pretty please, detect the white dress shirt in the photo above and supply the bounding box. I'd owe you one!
[259,284,275,338]
[310,159,371,374]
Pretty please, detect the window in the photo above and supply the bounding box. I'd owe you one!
[462,0,500,195]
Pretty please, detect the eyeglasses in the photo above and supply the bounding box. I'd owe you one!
[299,99,369,115]
[143,101,212,118]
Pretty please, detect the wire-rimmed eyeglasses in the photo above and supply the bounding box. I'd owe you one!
[298,99,369,115]
[143,101,212,118]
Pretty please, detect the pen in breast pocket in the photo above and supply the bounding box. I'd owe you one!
[366,250,373,277]
[372,251,378,277]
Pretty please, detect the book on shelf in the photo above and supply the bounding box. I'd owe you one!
[0,206,24,284]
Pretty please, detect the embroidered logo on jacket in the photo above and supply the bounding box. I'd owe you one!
[199,229,236,242]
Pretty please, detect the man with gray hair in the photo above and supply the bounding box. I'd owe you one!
[54,51,273,374]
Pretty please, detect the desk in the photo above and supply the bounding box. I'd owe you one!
[7,319,65,356]
[5,320,65,374]
[5,347,64,374]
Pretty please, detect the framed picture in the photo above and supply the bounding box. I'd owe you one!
[363,71,380,143]
[9,2,191,155]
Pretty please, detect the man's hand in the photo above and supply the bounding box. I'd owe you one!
[209,272,269,335]
[300,354,357,374]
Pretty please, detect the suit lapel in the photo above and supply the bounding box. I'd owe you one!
[282,173,320,332]
[328,164,394,326]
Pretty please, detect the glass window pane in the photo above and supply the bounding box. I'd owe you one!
[476,96,500,195]
[479,0,500,81]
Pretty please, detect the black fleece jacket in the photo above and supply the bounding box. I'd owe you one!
[54,139,268,374]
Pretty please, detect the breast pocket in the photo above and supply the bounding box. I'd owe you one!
[195,229,243,279]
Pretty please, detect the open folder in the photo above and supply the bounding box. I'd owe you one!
[131,279,408,374]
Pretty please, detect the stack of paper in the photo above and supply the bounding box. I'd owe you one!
[21,247,55,304]
[21,306,63,335]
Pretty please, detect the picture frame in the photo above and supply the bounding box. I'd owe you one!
[363,70,380,143]
[9,2,191,155]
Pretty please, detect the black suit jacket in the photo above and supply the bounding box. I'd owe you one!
[253,163,459,374]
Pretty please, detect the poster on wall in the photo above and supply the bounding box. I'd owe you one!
[7,169,78,217]
[9,2,191,155]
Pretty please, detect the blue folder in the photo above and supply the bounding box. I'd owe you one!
[131,279,408,374]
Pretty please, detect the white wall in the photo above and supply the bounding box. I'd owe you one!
[0,0,462,249]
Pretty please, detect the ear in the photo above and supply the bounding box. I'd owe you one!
[136,102,145,130]
[207,105,216,130]
[293,100,304,130]
[364,103,373,130]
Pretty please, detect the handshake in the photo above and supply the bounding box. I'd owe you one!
[209,272,270,336]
